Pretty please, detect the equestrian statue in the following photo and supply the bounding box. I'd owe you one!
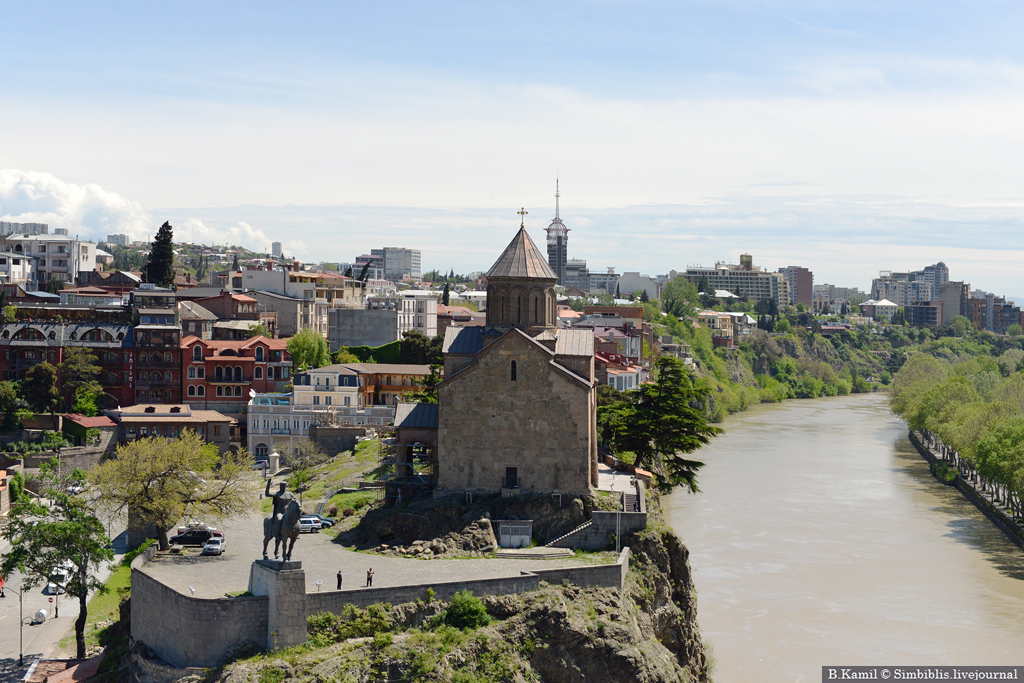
[263,480,301,561]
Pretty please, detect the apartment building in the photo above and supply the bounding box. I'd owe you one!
[371,247,421,281]
[0,222,48,236]
[3,232,97,285]
[106,234,130,247]
[778,266,813,307]
[327,295,438,351]
[685,255,790,307]
[130,285,181,404]
[0,251,36,287]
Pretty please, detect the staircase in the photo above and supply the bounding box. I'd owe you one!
[623,492,639,512]
[544,521,593,549]
[496,547,573,559]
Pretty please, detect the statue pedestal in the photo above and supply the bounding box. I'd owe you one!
[249,560,306,651]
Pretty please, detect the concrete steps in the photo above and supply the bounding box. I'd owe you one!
[495,547,574,559]
[544,521,593,549]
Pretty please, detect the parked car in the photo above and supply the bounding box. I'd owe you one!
[202,538,225,555]
[298,517,321,533]
[309,514,336,528]
[66,484,86,495]
[170,529,216,546]
[253,460,269,471]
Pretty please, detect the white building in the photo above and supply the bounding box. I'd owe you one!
[617,272,660,300]
[0,252,36,287]
[106,233,130,246]
[861,299,899,322]
[371,247,421,281]
[1,222,48,236]
[272,242,283,258]
[3,234,97,285]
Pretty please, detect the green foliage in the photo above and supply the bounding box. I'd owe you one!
[1008,324,1023,338]
[247,323,271,338]
[400,330,443,365]
[59,347,103,411]
[145,221,175,287]
[440,590,491,629]
[306,604,393,646]
[23,362,61,415]
[600,356,721,492]
[8,470,26,503]
[949,315,972,336]
[659,277,700,320]
[441,282,450,306]
[0,380,20,431]
[73,386,101,417]
[121,538,157,567]
[2,304,17,322]
[287,328,331,370]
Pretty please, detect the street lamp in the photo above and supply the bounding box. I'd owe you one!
[6,583,26,667]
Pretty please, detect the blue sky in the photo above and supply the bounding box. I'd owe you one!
[2,1,1024,294]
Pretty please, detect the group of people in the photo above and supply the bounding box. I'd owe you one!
[336,568,374,589]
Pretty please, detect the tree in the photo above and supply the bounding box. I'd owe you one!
[441,282,450,306]
[247,323,271,338]
[1,460,113,659]
[891,307,907,326]
[2,304,16,322]
[59,347,103,411]
[145,221,175,288]
[399,330,443,365]
[90,431,257,550]
[1007,324,1022,337]
[404,364,442,403]
[23,362,61,426]
[72,387,101,417]
[287,328,331,370]
[599,356,722,492]
[660,277,700,320]
[0,380,20,432]
[232,253,240,271]
[333,349,361,364]
[639,289,649,303]
[949,315,972,336]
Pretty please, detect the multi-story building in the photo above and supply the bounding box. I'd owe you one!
[327,295,437,351]
[370,247,422,281]
[353,254,384,280]
[588,268,619,296]
[0,222,48,236]
[106,234,130,247]
[181,336,291,447]
[813,284,865,301]
[105,404,233,454]
[272,242,283,258]
[906,301,943,327]
[871,273,932,307]
[0,321,135,407]
[935,281,971,326]
[684,255,790,307]
[2,233,97,285]
[130,285,181,404]
[59,288,124,307]
[778,266,813,307]
[178,300,217,340]
[617,272,660,301]
[965,295,1023,334]
[545,181,569,283]
[861,299,899,322]
[562,259,589,293]
[0,250,36,287]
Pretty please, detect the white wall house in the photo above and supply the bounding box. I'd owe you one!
[4,233,96,285]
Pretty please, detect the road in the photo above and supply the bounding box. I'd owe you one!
[0,509,127,678]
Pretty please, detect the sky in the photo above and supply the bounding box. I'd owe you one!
[2,1,1024,295]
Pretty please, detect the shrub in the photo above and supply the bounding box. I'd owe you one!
[328,505,338,516]
[121,538,156,567]
[441,590,490,630]
[343,508,355,517]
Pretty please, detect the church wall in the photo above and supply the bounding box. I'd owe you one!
[437,333,592,495]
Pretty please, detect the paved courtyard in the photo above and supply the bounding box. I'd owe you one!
[141,510,600,599]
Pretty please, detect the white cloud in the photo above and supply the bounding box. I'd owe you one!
[0,169,151,241]
[172,218,274,254]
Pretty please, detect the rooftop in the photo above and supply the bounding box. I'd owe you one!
[485,227,558,280]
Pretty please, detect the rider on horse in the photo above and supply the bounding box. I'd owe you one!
[266,480,298,538]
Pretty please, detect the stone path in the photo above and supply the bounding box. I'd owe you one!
[141,511,597,598]
[596,462,634,493]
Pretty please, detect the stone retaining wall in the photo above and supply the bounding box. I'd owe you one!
[130,547,269,669]
[909,431,1024,549]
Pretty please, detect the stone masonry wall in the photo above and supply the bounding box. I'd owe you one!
[310,425,367,457]
[438,332,592,495]
[131,548,268,669]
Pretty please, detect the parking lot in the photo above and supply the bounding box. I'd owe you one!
[142,510,588,598]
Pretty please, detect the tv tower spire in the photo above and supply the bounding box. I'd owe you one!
[545,178,568,284]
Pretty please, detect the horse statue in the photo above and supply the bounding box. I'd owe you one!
[263,481,301,561]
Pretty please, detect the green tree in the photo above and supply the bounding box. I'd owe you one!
[232,253,240,271]
[59,347,103,411]
[23,362,61,427]
[404,364,442,404]
[399,330,443,365]
[1007,324,1022,337]
[145,221,175,287]
[441,282,450,306]
[0,380,20,432]
[90,431,257,550]
[247,323,271,338]
[599,356,722,492]
[660,277,700,320]
[639,289,650,303]
[287,328,331,370]
[332,349,361,364]
[1,460,113,659]
[72,387,101,417]
[949,315,972,336]
[2,305,16,322]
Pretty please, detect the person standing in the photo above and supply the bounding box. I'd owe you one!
[366,568,374,587]
[0,573,5,598]
[336,570,343,590]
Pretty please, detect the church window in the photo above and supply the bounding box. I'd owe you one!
[534,296,539,324]
[510,361,517,382]
[517,296,521,324]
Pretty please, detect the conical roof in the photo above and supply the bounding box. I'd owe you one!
[486,227,558,280]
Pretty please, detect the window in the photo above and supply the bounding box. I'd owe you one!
[510,360,517,381]
[165,372,172,383]
[197,367,205,378]
[188,385,196,396]
[165,352,172,363]
[197,386,205,396]
[188,366,196,378]
[165,390,172,401]
[325,396,332,406]
[254,367,263,379]
[193,346,203,361]
[216,366,223,381]
[313,395,320,405]
[253,419,258,430]
[255,444,268,458]
[140,371,148,381]
[217,386,223,396]
[213,426,221,437]
[234,366,242,381]
[234,386,242,396]
[255,346,264,361]
[344,396,350,406]
[140,352,148,363]
[293,419,299,429]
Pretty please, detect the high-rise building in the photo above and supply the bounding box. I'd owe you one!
[562,259,590,292]
[0,222,48,236]
[106,233,130,246]
[272,242,283,258]
[872,262,949,305]
[370,247,421,281]
[778,266,813,307]
[545,179,568,284]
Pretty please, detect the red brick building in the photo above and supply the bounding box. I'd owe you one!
[181,336,291,417]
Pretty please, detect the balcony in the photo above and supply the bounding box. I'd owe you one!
[270,428,291,435]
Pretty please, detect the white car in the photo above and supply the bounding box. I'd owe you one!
[202,538,225,555]
[298,517,322,533]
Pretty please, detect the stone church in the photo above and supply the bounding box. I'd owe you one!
[437,225,598,496]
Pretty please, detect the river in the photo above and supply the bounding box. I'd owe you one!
[666,392,1024,682]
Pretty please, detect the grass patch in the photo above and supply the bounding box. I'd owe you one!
[57,563,132,650]
[354,438,380,461]
[327,489,377,513]
[261,497,273,514]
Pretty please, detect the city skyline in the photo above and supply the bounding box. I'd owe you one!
[2,2,1024,294]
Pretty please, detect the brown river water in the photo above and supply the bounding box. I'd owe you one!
[666,392,1024,682]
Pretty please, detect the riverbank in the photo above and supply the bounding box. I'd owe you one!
[908,431,1024,550]
[667,393,1024,681]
